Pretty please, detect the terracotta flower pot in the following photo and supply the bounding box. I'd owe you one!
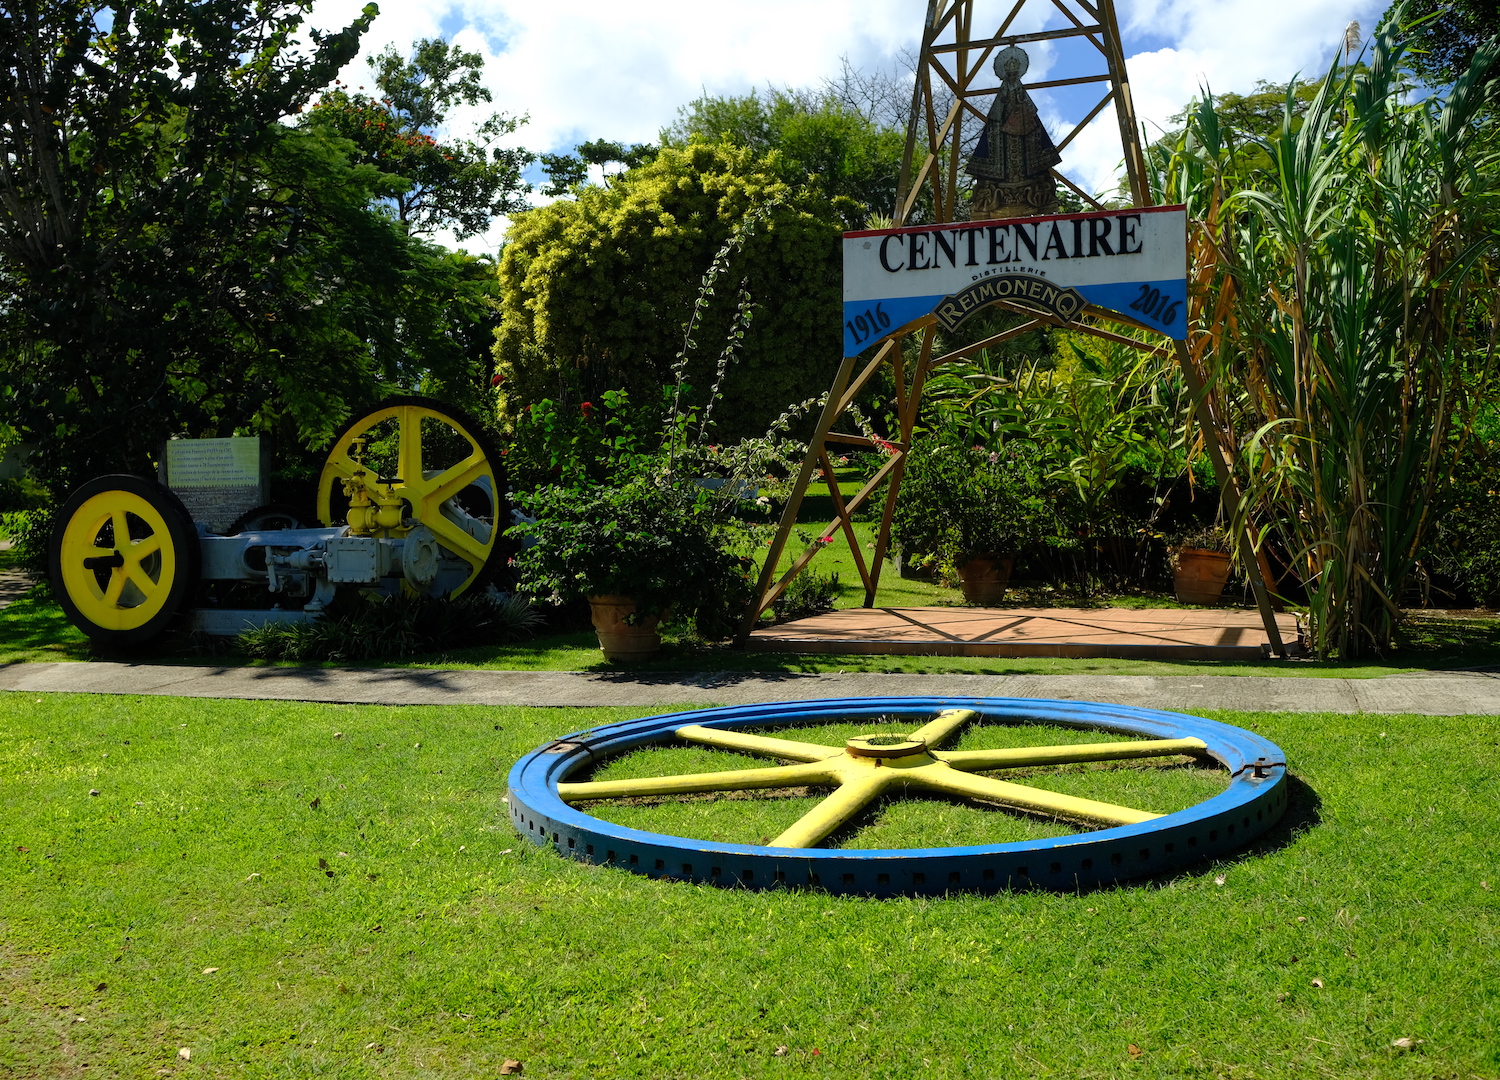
[956,554,1014,606]
[1171,547,1232,606]
[587,595,662,662]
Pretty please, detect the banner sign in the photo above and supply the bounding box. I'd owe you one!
[842,204,1188,355]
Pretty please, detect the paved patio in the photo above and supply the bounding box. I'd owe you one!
[747,606,1301,660]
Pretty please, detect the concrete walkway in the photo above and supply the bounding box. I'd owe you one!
[3,660,1500,714]
[0,540,31,610]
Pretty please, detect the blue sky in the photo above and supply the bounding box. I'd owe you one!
[304,0,1391,253]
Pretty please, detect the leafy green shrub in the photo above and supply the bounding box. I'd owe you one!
[509,481,753,640]
[771,568,840,621]
[0,506,53,575]
[1426,437,1500,606]
[235,591,542,663]
[893,439,1062,565]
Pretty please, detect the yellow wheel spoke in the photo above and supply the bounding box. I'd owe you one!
[908,708,980,748]
[915,765,1161,827]
[397,406,424,486]
[111,511,130,549]
[674,724,845,763]
[424,513,490,569]
[559,759,835,802]
[414,452,488,507]
[936,737,1207,772]
[123,561,158,597]
[128,534,162,560]
[769,771,891,848]
[102,568,127,607]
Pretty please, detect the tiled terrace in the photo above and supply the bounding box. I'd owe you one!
[748,606,1299,660]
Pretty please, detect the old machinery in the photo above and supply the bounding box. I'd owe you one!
[48,396,507,647]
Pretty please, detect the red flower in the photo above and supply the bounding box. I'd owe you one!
[580,401,594,416]
[491,372,505,386]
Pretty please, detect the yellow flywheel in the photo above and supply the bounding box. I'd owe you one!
[49,474,201,646]
[316,395,506,598]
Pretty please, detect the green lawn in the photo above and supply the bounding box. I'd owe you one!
[1,692,1496,1078]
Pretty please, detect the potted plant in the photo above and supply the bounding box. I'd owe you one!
[892,440,1049,606]
[509,480,750,661]
[1168,523,1233,605]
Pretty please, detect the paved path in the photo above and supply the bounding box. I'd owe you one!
[0,540,31,610]
[3,661,1499,714]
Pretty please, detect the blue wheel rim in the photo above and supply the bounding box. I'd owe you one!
[507,696,1288,896]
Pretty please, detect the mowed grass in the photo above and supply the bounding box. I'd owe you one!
[585,718,1230,849]
[2,693,1497,1078]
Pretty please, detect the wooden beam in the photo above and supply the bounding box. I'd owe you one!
[927,318,1048,368]
[931,24,1103,52]
[1024,73,1113,90]
[1098,0,1151,206]
[757,452,906,615]
[1173,340,1286,657]
[1047,0,1107,54]
[899,96,964,223]
[1054,90,1115,154]
[824,431,907,451]
[1053,169,1106,210]
[738,353,857,641]
[836,333,909,416]
[820,446,872,596]
[867,326,938,605]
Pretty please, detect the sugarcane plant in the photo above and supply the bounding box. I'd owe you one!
[1155,10,1500,657]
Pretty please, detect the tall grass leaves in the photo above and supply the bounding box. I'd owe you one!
[1167,7,1500,655]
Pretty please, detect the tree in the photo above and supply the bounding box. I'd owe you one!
[1399,0,1500,86]
[0,1,494,503]
[661,86,908,224]
[539,139,658,197]
[493,142,846,440]
[305,39,532,239]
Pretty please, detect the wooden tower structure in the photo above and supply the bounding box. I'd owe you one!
[737,0,1286,655]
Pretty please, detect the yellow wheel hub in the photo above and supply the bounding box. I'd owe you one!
[56,490,179,632]
[317,397,501,597]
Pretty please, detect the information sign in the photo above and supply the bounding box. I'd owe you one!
[842,205,1188,354]
[161,436,266,533]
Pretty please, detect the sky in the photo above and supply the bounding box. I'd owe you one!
[302,0,1392,254]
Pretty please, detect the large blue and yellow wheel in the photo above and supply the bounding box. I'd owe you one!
[507,697,1288,896]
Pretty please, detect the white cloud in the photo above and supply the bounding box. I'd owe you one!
[305,0,1394,245]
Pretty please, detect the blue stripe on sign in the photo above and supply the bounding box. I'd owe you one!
[842,278,1189,354]
[842,295,945,356]
[1073,279,1188,340]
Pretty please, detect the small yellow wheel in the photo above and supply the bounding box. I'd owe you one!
[316,396,507,597]
[48,475,201,647]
